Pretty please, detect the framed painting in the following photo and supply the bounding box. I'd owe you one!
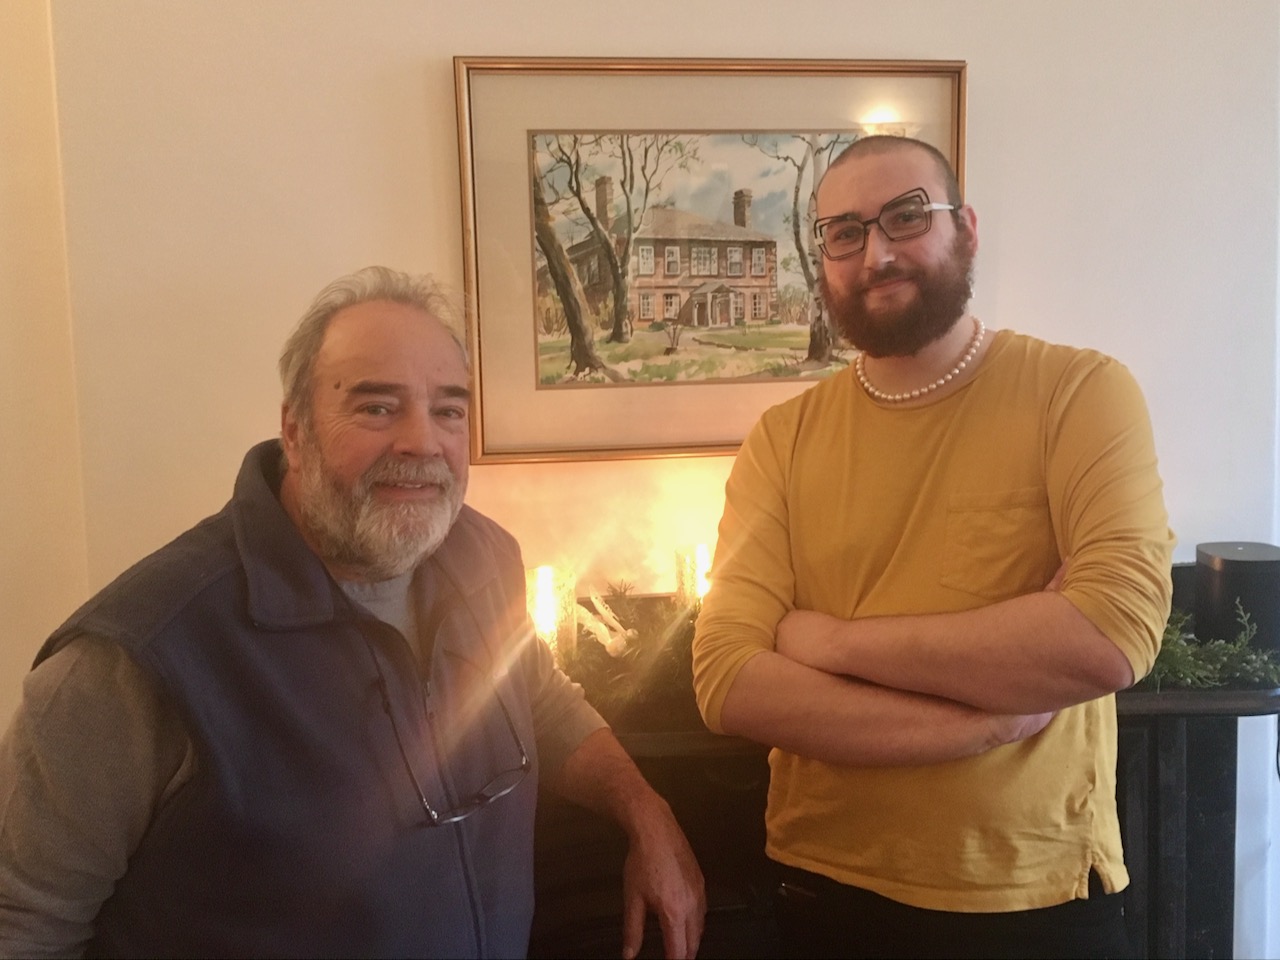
[454,57,966,462]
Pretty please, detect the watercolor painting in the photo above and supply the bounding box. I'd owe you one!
[530,130,863,388]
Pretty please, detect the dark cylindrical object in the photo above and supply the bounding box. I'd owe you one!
[1194,542,1280,653]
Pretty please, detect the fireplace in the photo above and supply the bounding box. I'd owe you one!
[529,571,1278,959]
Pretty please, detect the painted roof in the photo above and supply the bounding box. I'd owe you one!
[562,205,776,253]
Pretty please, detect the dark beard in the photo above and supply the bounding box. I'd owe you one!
[822,230,975,358]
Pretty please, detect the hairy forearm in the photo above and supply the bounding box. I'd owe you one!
[547,728,667,830]
[547,729,705,960]
[718,650,1050,767]
[781,592,1134,715]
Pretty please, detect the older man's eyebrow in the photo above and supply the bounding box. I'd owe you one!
[345,380,407,397]
[342,380,472,402]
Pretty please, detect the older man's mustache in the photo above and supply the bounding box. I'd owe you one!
[358,458,456,495]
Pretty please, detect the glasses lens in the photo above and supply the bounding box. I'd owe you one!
[821,218,867,258]
[476,764,528,803]
[431,763,529,826]
[878,195,931,241]
[423,674,530,827]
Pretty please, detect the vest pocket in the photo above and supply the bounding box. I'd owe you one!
[940,486,1052,601]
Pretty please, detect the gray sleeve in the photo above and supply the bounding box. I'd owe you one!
[522,631,608,777]
[0,635,195,959]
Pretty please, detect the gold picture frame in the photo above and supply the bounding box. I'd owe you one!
[455,56,966,463]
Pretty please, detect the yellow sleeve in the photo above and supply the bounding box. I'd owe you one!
[691,408,797,733]
[1048,355,1175,679]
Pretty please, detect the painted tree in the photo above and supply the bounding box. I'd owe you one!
[742,132,856,363]
[540,133,700,343]
[531,166,605,378]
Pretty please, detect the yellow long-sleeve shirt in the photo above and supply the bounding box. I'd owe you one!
[692,329,1174,913]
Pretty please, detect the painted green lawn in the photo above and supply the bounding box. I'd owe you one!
[695,327,810,350]
[536,324,845,384]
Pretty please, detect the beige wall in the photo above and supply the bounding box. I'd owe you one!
[38,0,1280,594]
[0,0,88,724]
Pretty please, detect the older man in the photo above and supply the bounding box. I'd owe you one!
[692,137,1174,959]
[0,267,704,958]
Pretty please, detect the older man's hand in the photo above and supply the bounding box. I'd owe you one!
[548,728,706,959]
[620,795,705,960]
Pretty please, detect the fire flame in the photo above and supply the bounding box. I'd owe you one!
[529,565,558,646]
[694,544,711,599]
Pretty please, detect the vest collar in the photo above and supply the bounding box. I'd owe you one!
[230,440,499,631]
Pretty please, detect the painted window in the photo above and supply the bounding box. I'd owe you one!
[664,246,680,276]
[691,246,718,277]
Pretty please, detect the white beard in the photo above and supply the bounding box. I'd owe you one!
[292,435,465,580]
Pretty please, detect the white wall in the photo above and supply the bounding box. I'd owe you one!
[0,0,88,725]
[44,0,1279,590]
[6,0,1278,953]
[1237,715,1278,957]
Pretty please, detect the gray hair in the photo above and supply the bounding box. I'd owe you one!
[278,265,467,426]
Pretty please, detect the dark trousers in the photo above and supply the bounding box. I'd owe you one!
[773,863,1134,960]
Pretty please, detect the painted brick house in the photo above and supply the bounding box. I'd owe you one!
[555,177,780,328]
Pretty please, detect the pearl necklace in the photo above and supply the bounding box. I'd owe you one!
[854,318,986,404]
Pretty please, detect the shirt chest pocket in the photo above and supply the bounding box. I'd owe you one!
[940,486,1056,601]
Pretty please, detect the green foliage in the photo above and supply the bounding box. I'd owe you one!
[558,585,702,733]
[535,324,847,383]
[623,357,724,382]
[535,293,568,337]
[755,354,852,378]
[1138,600,1280,692]
[591,290,616,331]
[775,284,812,326]
[698,327,807,350]
[1140,609,1218,691]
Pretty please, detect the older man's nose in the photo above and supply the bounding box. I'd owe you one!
[390,404,445,459]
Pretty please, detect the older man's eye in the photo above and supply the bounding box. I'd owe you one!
[360,403,393,416]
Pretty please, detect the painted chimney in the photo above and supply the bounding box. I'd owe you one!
[733,189,752,228]
[595,176,613,230]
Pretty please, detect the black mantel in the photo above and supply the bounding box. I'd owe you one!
[530,565,1280,959]
[531,695,1277,960]
[1114,688,1279,959]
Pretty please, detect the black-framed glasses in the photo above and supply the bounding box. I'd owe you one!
[813,188,956,261]
[363,635,531,827]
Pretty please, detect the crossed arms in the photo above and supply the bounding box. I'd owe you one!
[716,575,1134,769]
